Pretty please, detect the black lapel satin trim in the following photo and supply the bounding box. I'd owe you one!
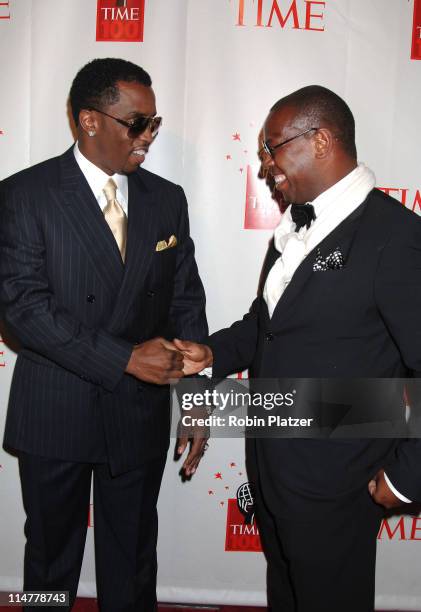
[107,171,158,329]
[258,238,281,295]
[54,148,124,295]
[257,238,280,325]
[268,198,369,331]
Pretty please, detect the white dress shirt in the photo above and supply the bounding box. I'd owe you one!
[263,163,376,317]
[73,142,128,216]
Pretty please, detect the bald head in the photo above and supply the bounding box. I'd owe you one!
[271,85,357,159]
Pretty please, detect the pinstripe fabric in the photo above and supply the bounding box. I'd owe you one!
[0,147,208,474]
[18,455,93,606]
[18,452,167,611]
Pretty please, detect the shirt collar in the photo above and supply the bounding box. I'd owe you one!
[282,164,368,231]
[73,142,128,205]
[310,164,361,219]
[274,163,375,253]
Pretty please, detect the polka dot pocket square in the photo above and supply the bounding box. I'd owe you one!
[313,247,345,272]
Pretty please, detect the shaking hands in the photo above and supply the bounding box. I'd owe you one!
[125,337,213,385]
[125,337,214,477]
[172,338,213,375]
[125,337,184,385]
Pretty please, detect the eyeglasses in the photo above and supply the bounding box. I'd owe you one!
[262,127,319,157]
[89,107,162,138]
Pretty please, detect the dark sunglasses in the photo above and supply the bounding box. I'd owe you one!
[89,107,162,138]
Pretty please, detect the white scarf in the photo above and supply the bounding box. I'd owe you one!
[263,163,376,318]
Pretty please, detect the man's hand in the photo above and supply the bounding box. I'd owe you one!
[176,404,210,476]
[368,469,403,509]
[176,435,209,477]
[125,337,183,385]
[172,338,213,375]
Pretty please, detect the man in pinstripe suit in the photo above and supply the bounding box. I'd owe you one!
[0,58,208,611]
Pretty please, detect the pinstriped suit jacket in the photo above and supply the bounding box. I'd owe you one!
[0,147,208,474]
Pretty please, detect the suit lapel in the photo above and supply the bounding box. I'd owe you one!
[258,239,280,325]
[107,171,159,328]
[258,238,280,295]
[55,148,124,295]
[268,200,369,330]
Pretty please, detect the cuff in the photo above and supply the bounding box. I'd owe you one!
[384,471,412,503]
[199,366,213,378]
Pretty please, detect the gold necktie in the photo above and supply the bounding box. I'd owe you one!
[102,178,127,262]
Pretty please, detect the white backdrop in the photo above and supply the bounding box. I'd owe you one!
[1,0,421,608]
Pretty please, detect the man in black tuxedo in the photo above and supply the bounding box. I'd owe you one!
[175,86,421,611]
[0,58,208,611]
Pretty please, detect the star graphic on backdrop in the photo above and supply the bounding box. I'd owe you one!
[214,472,223,480]
[230,462,236,467]
[232,132,241,141]
[226,154,232,160]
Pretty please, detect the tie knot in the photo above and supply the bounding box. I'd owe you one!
[103,178,117,202]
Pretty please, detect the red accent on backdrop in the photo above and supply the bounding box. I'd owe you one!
[0,336,4,367]
[411,0,421,59]
[225,499,263,552]
[244,165,282,230]
[96,0,145,42]
[232,0,326,31]
[377,187,421,212]
[0,1,10,19]
[378,517,421,541]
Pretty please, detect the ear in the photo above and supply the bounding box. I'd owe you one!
[312,128,334,159]
[79,109,99,137]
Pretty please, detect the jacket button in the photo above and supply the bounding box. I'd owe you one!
[265,332,274,342]
[147,291,155,298]
[87,294,96,303]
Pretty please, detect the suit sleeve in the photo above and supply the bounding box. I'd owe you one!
[206,239,278,377]
[168,186,208,343]
[207,297,260,378]
[0,186,132,392]
[374,216,421,500]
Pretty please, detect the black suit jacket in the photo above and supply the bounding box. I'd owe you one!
[209,189,421,515]
[0,147,208,475]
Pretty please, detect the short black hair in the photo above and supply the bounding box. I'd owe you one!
[271,85,357,158]
[69,58,152,126]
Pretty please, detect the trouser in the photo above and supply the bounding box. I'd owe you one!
[246,442,383,612]
[19,452,167,612]
[257,489,382,611]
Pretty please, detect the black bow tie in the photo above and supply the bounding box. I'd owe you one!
[290,203,316,231]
